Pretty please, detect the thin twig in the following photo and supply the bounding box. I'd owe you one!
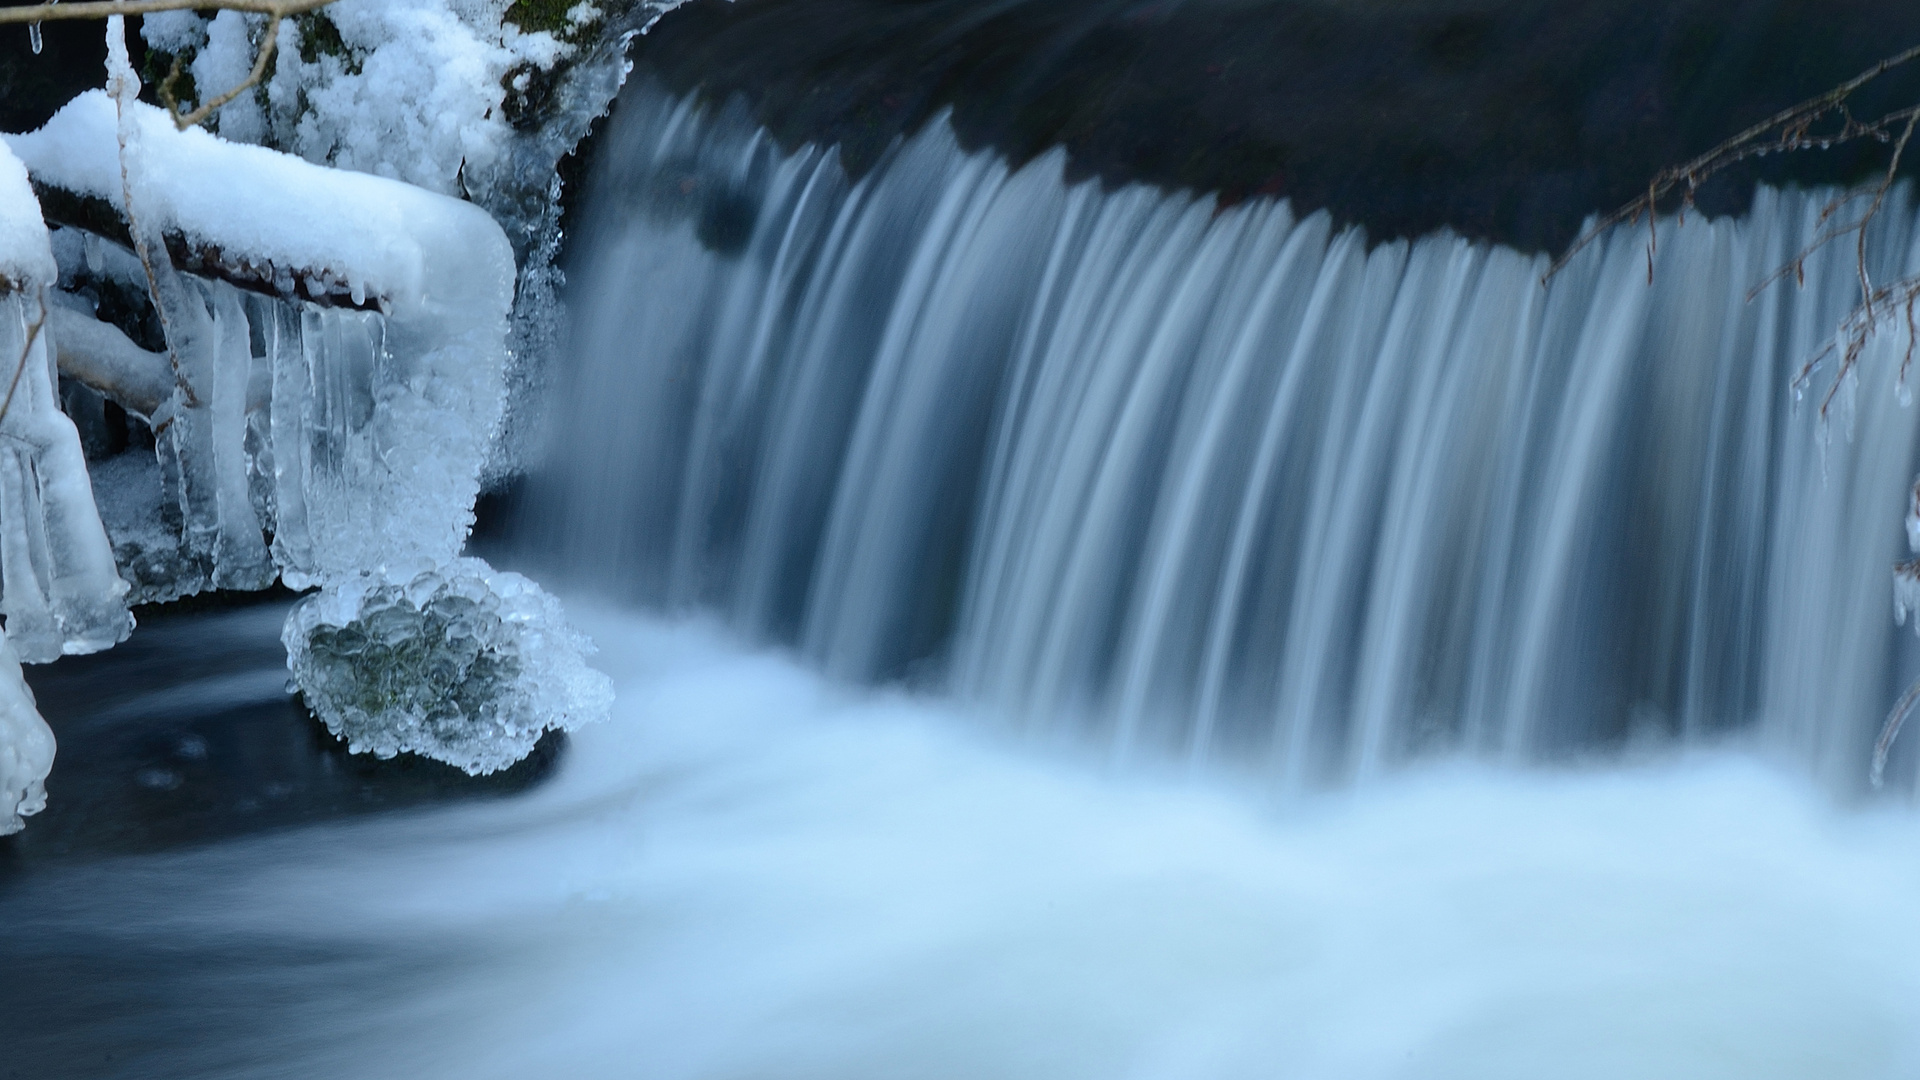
[164,13,280,130]
[1544,45,1920,283]
[0,288,49,430]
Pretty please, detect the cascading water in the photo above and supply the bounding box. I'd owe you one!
[539,80,1920,791]
[22,70,1920,1080]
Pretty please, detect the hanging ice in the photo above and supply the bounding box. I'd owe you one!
[8,90,518,592]
[0,141,129,662]
[0,138,131,833]
[5,90,609,773]
[283,558,614,775]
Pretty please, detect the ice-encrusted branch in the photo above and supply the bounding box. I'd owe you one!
[1546,43,1920,282]
[105,15,196,408]
[47,304,169,418]
[1872,672,1920,788]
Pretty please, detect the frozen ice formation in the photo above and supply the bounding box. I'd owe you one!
[0,630,53,836]
[283,558,613,775]
[2,76,601,779]
[9,91,518,596]
[140,0,682,480]
[0,139,131,834]
[0,142,130,662]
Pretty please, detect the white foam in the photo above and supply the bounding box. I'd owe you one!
[159,611,1920,1080]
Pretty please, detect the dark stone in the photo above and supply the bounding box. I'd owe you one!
[631,0,1920,254]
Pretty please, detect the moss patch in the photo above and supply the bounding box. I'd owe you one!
[504,0,577,35]
[296,11,362,74]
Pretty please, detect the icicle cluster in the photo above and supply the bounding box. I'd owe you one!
[0,139,131,833]
[8,91,519,596]
[1899,477,1920,633]
[0,77,610,793]
[284,559,613,775]
[140,0,679,480]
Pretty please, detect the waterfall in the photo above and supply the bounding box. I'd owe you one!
[536,80,1920,791]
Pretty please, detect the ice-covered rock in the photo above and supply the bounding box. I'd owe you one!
[9,90,518,594]
[283,557,612,774]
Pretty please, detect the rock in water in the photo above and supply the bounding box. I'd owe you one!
[283,558,612,774]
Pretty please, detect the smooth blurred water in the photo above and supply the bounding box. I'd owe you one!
[16,68,1920,1080]
[534,80,1920,793]
[9,607,1920,1078]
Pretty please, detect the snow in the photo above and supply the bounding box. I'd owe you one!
[0,138,54,291]
[283,557,613,774]
[7,91,513,319]
[192,12,269,145]
[257,0,575,196]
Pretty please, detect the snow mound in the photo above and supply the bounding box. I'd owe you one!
[0,143,54,290]
[283,557,612,774]
[8,91,513,319]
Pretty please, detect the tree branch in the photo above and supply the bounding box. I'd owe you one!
[161,12,281,130]
[47,304,170,418]
[0,0,334,22]
[1544,44,1920,282]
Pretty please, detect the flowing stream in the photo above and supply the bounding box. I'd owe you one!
[10,78,1920,1077]
[537,81,1920,791]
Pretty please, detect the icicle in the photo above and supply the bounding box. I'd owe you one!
[1907,476,1920,554]
[0,625,53,835]
[265,297,315,582]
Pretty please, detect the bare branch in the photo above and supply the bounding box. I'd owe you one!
[163,13,280,130]
[0,0,333,23]
[1544,45,1920,283]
